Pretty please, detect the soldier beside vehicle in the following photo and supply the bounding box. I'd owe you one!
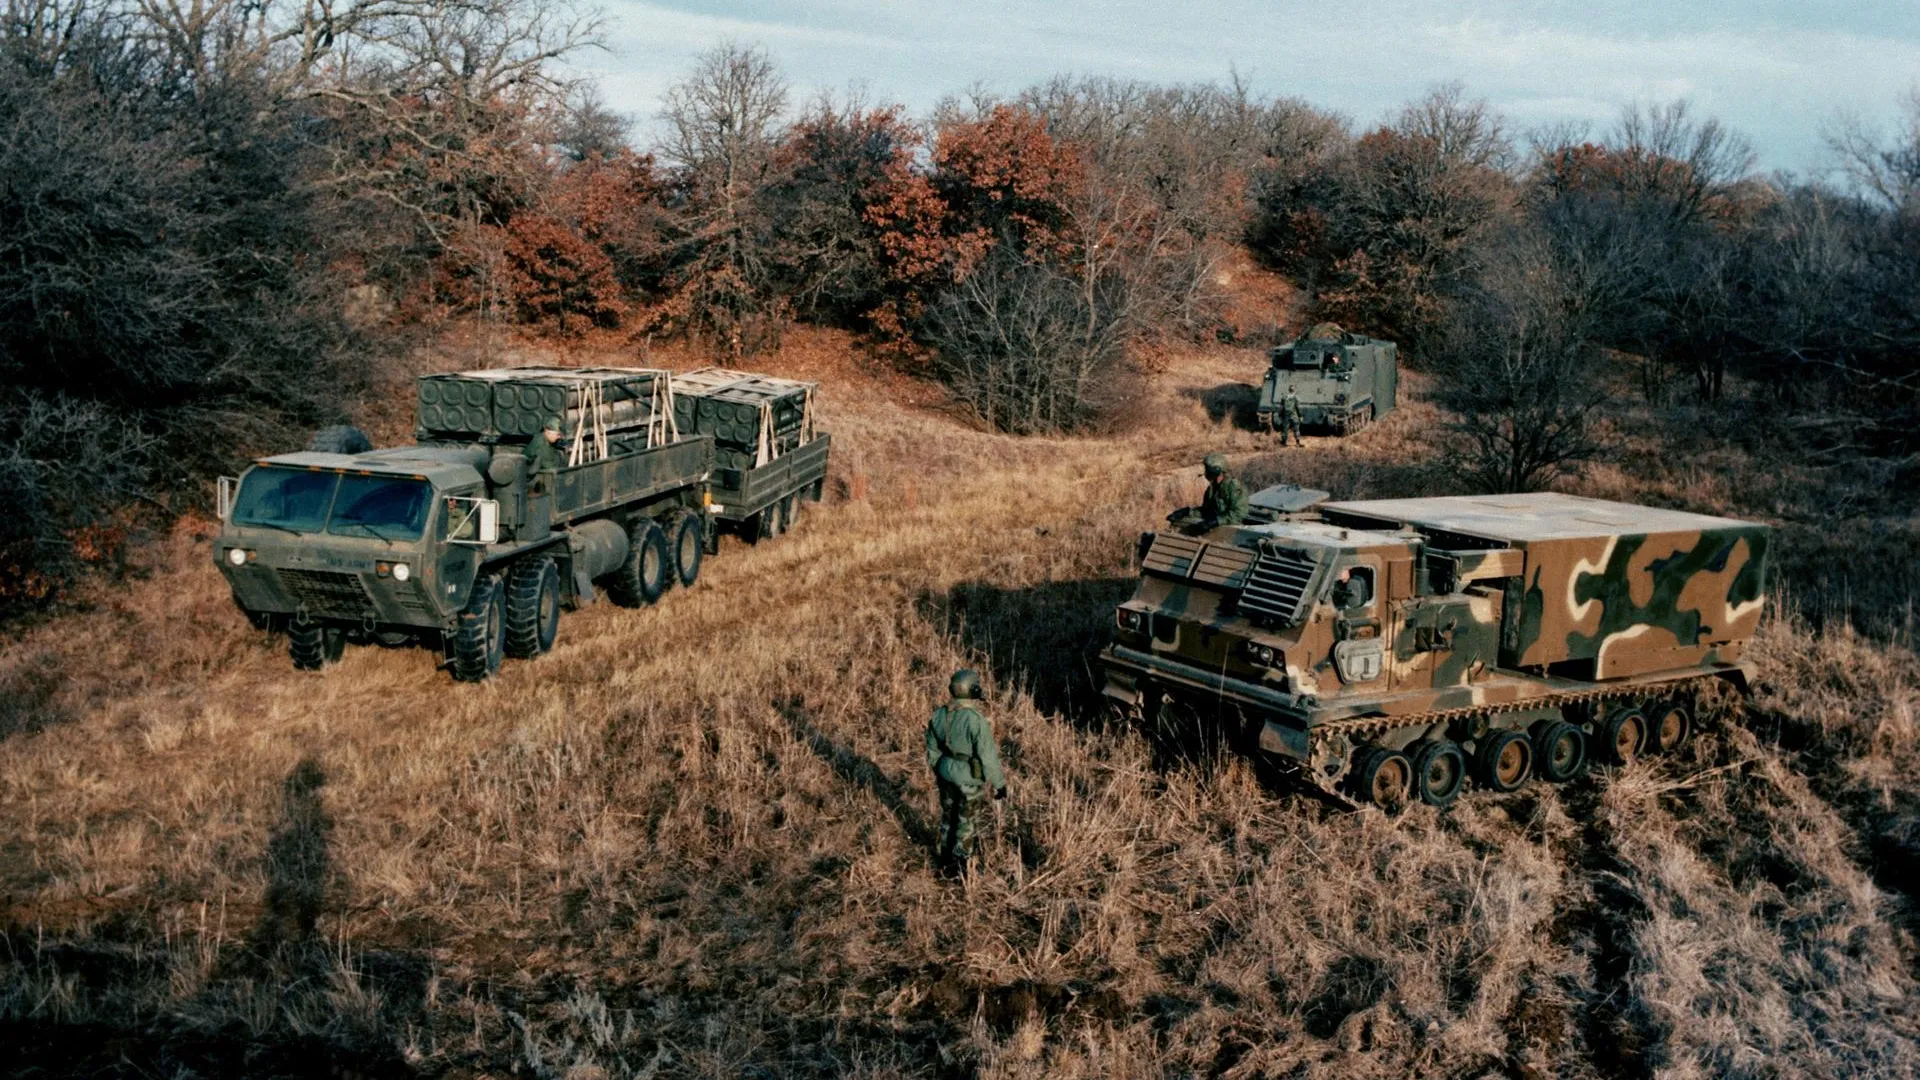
[925,668,1007,875]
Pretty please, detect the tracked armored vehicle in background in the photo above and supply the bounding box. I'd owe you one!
[1100,488,1769,807]
[213,364,828,681]
[1256,325,1398,435]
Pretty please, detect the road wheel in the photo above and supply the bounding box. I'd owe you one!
[451,573,505,681]
[1474,729,1533,793]
[1598,705,1647,765]
[1648,699,1693,754]
[1410,739,1467,806]
[1531,720,1587,783]
[307,425,372,455]
[504,556,560,658]
[665,511,704,586]
[607,517,671,607]
[289,623,345,670]
[1353,747,1412,811]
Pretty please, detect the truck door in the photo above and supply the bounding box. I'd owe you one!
[435,491,482,613]
[1327,558,1388,692]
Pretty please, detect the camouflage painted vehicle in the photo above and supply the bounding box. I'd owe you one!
[1099,488,1769,807]
[1256,325,1398,435]
[214,365,829,681]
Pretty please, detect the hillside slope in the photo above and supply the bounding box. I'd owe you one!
[3,310,1918,1078]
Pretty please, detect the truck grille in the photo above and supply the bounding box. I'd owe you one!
[277,568,372,613]
[1240,548,1320,625]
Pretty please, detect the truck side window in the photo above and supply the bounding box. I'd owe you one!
[445,496,479,542]
[1333,565,1375,611]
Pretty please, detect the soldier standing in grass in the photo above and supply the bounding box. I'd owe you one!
[1279,385,1303,447]
[926,668,1006,874]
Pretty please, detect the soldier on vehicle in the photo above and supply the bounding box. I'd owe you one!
[1333,565,1372,611]
[523,417,564,473]
[1170,454,1250,534]
[925,668,1006,874]
[1279,385,1303,447]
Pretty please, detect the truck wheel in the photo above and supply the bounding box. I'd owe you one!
[1353,747,1411,811]
[451,574,505,681]
[307,425,372,455]
[1598,706,1647,765]
[289,623,345,670]
[607,518,671,606]
[504,556,560,658]
[780,491,800,531]
[1530,720,1587,783]
[1648,700,1693,753]
[750,500,784,544]
[1474,730,1533,793]
[1410,739,1466,806]
[665,511,703,586]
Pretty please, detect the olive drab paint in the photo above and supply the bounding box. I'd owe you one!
[1100,489,1770,806]
[1255,325,1398,437]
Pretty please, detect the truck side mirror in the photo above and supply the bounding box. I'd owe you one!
[476,500,500,544]
[216,476,239,521]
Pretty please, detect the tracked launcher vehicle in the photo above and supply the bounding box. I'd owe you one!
[213,365,829,681]
[1099,489,1770,807]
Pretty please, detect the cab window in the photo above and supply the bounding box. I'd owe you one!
[231,467,337,533]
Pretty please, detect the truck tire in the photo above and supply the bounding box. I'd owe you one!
[451,573,506,681]
[1597,705,1647,765]
[607,517,670,606]
[1410,739,1466,806]
[1353,747,1411,810]
[1474,730,1533,793]
[665,511,703,586]
[1531,720,1587,783]
[780,491,800,532]
[749,499,784,544]
[1648,699,1693,754]
[504,556,560,658]
[308,425,372,455]
[289,623,345,670]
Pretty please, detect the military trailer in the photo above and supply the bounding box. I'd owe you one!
[1100,490,1769,808]
[1256,325,1398,435]
[671,368,830,541]
[214,364,827,681]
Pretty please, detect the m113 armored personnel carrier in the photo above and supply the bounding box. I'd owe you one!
[1100,488,1769,807]
[213,364,828,681]
[1256,325,1398,435]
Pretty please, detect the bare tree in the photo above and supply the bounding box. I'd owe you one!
[1608,100,1756,225]
[1395,81,1513,171]
[1825,87,1920,214]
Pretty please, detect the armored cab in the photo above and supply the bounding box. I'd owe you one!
[1256,325,1398,435]
[671,368,830,540]
[1100,490,1769,808]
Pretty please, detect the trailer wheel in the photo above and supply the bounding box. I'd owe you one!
[451,574,506,681]
[1410,739,1466,806]
[607,518,672,606]
[1474,730,1533,793]
[1648,700,1693,754]
[780,491,800,532]
[666,511,704,586]
[1531,720,1587,783]
[750,499,785,544]
[1598,706,1647,765]
[1353,747,1412,811]
[289,623,345,670]
[504,556,560,658]
[806,478,824,502]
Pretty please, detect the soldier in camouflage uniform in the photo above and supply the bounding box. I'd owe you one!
[1171,454,1250,534]
[1279,386,1303,447]
[926,668,1006,873]
[523,417,563,473]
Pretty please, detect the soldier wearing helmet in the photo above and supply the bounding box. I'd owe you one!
[925,668,1006,873]
[523,416,565,474]
[1170,454,1250,534]
[1279,385,1303,447]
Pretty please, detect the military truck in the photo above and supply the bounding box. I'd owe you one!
[671,368,830,541]
[214,365,829,681]
[1099,489,1769,808]
[1256,325,1398,435]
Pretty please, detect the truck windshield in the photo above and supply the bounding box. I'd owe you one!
[327,475,431,540]
[231,467,336,533]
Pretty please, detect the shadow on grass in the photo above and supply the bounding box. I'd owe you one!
[917,577,1137,731]
[780,696,937,857]
[1181,382,1264,431]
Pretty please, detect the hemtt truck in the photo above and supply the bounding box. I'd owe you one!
[1255,325,1398,435]
[214,365,828,681]
[1099,490,1769,807]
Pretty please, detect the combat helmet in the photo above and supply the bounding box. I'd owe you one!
[950,668,983,700]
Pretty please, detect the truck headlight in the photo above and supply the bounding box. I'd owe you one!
[392,562,411,582]
[1115,607,1145,632]
[227,547,248,567]
[1244,641,1277,666]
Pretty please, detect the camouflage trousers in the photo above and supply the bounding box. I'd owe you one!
[1279,417,1302,445]
[935,781,985,867]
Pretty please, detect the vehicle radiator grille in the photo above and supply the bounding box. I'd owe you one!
[1239,548,1319,624]
[277,568,372,613]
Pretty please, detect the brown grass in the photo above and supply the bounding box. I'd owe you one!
[3,292,1918,1078]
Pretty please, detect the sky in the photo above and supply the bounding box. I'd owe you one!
[574,1,1920,175]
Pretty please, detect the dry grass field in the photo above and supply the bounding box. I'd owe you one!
[3,305,1919,1078]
